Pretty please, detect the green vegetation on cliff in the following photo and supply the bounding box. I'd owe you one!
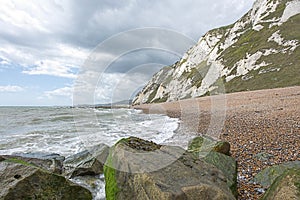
[133,0,300,105]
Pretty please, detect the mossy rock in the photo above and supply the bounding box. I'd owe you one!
[203,152,238,198]
[253,161,300,188]
[187,136,231,157]
[104,147,119,200]
[187,137,236,197]
[0,161,92,199]
[117,136,162,152]
[104,137,235,200]
[261,168,300,200]
[104,137,164,200]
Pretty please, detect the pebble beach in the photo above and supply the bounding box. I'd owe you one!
[134,86,300,199]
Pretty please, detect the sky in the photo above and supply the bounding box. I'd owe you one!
[0,0,255,106]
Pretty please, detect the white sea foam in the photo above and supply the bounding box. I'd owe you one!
[0,106,180,200]
[0,107,180,156]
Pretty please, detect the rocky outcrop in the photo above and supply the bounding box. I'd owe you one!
[63,144,109,178]
[253,160,300,187]
[104,137,236,200]
[2,152,65,174]
[133,0,300,105]
[261,168,300,200]
[0,159,92,200]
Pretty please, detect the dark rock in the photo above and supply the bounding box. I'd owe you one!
[253,161,300,187]
[2,152,65,174]
[71,174,106,199]
[223,132,229,136]
[0,160,92,199]
[261,168,300,200]
[0,155,4,162]
[104,137,235,200]
[64,144,109,178]
[214,141,231,156]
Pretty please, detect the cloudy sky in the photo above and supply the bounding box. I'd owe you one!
[0,0,255,106]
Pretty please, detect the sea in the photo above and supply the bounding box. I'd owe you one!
[0,106,181,199]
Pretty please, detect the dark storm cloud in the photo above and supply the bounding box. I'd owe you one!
[54,0,255,48]
[0,0,255,70]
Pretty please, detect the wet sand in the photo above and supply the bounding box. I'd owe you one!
[134,86,300,199]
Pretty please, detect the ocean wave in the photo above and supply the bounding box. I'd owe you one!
[50,115,74,122]
[0,107,179,157]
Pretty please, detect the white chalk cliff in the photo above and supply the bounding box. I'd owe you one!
[133,0,300,105]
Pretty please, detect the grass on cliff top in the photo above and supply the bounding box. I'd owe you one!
[262,0,287,21]
[280,13,300,41]
[220,8,300,71]
[208,23,234,36]
[223,14,300,93]
[224,48,300,93]
[220,24,282,70]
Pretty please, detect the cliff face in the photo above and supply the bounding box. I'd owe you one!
[133,0,300,105]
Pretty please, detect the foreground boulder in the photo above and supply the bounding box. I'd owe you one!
[203,152,237,197]
[187,136,237,197]
[63,143,109,178]
[2,152,65,174]
[0,159,92,199]
[104,137,235,200]
[261,168,300,200]
[253,160,300,188]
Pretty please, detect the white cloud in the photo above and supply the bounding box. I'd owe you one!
[43,86,73,99]
[0,0,90,79]
[0,85,24,92]
[0,0,255,105]
[0,57,10,66]
[22,60,77,79]
[0,0,254,78]
[0,1,49,32]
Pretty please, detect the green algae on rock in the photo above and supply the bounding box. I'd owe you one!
[104,137,236,200]
[187,136,237,197]
[261,168,300,200]
[187,136,231,157]
[253,160,300,188]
